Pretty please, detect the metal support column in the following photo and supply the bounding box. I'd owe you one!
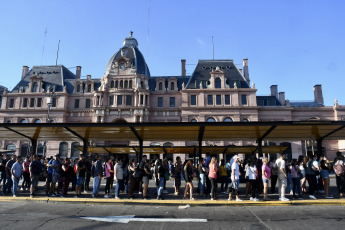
[198,126,205,160]
[138,140,143,163]
[317,139,323,157]
[31,139,38,159]
[83,139,89,156]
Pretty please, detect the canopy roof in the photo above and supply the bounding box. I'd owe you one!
[0,121,344,142]
[76,146,288,155]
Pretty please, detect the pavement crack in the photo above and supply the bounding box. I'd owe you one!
[245,207,272,230]
[36,216,62,229]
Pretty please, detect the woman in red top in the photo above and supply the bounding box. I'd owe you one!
[22,157,31,191]
[208,157,218,200]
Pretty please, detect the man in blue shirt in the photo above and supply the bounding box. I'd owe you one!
[11,156,22,197]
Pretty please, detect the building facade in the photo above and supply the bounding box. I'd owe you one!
[1,32,345,160]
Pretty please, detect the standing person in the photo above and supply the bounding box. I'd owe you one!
[208,157,218,200]
[276,153,289,201]
[92,155,103,198]
[306,155,317,199]
[142,159,152,199]
[29,155,42,198]
[44,157,53,196]
[162,158,170,194]
[198,158,206,198]
[122,158,129,194]
[248,157,259,201]
[269,156,278,194]
[104,158,114,198]
[138,155,147,195]
[285,160,293,195]
[71,158,78,191]
[229,155,243,202]
[334,152,344,194]
[0,154,10,194]
[290,159,303,199]
[204,153,212,194]
[84,157,92,193]
[128,160,139,199]
[320,155,332,199]
[4,155,16,195]
[155,159,165,200]
[61,158,73,197]
[174,156,182,195]
[75,154,86,198]
[11,156,22,197]
[334,155,345,198]
[51,154,62,197]
[183,159,196,200]
[261,157,271,201]
[219,159,228,194]
[21,157,31,191]
[298,156,307,193]
[114,158,124,200]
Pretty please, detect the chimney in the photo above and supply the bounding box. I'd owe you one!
[76,66,82,79]
[270,85,278,98]
[22,66,29,79]
[279,92,285,105]
[239,69,243,74]
[181,59,186,76]
[314,84,324,105]
[242,58,250,82]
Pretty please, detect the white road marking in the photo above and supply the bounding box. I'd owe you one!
[81,215,207,223]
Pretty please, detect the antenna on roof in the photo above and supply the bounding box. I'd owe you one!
[212,36,214,60]
[41,27,47,65]
[55,40,60,65]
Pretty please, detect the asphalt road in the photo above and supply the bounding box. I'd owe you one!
[0,202,344,230]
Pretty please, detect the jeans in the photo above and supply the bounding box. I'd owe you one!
[278,176,287,199]
[210,177,217,199]
[157,178,164,196]
[286,172,292,193]
[292,177,302,197]
[249,179,257,198]
[1,171,7,189]
[199,174,205,194]
[4,176,12,194]
[231,179,240,196]
[306,174,317,195]
[115,179,123,198]
[220,176,229,192]
[22,172,31,189]
[11,176,19,196]
[92,176,101,196]
[105,177,112,195]
[61,176,70,196]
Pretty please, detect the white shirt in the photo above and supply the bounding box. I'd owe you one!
[276,158,285,177]
[114,163,123,180]
[231,162,240,180]
[248,165,257,180]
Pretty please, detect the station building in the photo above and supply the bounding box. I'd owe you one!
[1,32,345,161]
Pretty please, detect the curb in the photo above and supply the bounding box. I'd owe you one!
[1,197,345,207]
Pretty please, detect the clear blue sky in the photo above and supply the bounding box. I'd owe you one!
[0,0,344,106]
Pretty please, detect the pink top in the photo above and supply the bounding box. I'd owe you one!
[290,165,299,178]
[262,164,271,180]
[22,161,30,173]
[208,163,218,179]
[105,163,113,178]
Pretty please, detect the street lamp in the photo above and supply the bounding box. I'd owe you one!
[46,91,56,123]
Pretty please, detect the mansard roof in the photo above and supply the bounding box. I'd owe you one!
[185,60,250,89]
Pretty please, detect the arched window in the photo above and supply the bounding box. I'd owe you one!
[129,80,132,89]
[223,117,233,122]
[110,81,115,88]
[76,84,81,92]
[35,119,42,123]
[32,82,38,92]
[242,118,249,122]
[59,142,68,158]
[206,117,216,122]
[163,142,174,147]
[124,80,128,88]
[171,82,175,90]
[115,81,118,88]
[191,119,197,122]
[20,119,28,123]
[71,142,80,159]
[120,80,123,88]
[159,82,163,90]
[215,78,221,89]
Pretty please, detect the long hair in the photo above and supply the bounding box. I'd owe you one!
[210,157,217,164]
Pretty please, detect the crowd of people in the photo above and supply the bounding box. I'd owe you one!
[1,151,345,201]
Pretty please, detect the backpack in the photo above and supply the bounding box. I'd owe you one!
[74,165,78,174]
[333,164,344,176]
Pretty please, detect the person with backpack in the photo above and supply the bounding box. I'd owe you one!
[51,154,62,197]
[92,155,103,198]
[334,154,345,198]
[29,154,42,198]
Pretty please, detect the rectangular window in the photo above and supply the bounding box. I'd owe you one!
[208,95,213,105]
[140,95,144,105]
[170,97,175,107]
[158,97,163,107]
[216,95,221,105]
[126,95,132,106]
[74,99,79,108]
[9,99,15,108]
[109,96,114,106]
[30,98,35,107]
[37,98,42,107]
[241,95,247,105]
[225,95,230,105]
[86,99,91,108]
[191,95,197,106]
[23,98,28,107]
[52,98,57,107]
[117,95,122,106]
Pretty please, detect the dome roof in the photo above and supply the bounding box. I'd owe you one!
[105,32,150,77]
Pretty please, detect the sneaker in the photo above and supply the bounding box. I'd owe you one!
[30,195,34,198]
[13,195,17,198]
[289,191,293,195]
[325,196,333,199]
[298,196,304,200]
[57,193,61,196]
[250,197,254,201]
[281,197,290,201]
[309,195,317,199]
[115,197,120,200]
[61,195,65,198]
[252,198,260,202]
[319,190,325,194]
[74,195,80,198]
[163,190,169,194]
[104,195,109,198]
[92,195,96,198]
[83,190,88,194]
[51,193,56,197]
[138,192,143,195]
[157,196,162,200]
[236,198,243,202]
